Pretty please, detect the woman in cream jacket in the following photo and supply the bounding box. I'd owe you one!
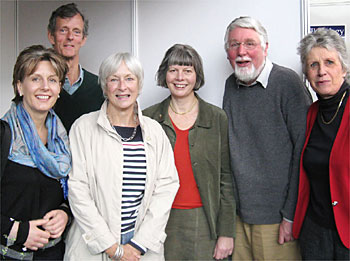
[64,52,179,261]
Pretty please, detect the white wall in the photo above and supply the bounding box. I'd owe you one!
[1,0,304,115]
[138,0,303,109]
[1,0,132,116]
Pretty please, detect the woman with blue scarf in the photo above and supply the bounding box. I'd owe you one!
[1,45,71,260]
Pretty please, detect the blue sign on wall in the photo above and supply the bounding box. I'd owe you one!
[310,25,345,38]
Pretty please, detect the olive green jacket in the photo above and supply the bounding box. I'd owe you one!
[143,94,236,238]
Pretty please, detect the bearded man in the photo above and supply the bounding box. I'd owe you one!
[222,16,312,260]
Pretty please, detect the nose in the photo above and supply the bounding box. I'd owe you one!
[41,79,50,91]
[67,30,74,40]
[318,64,326,76]
[237,43,247,56]
[118,79,127,91]
[176,70,184,80]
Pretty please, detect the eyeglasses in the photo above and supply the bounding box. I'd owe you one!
[228,41,258,50]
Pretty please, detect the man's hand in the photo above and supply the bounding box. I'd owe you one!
[278,219,294,244]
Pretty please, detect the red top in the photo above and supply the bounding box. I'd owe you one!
[171,119,203,209]
[293,99,349,249]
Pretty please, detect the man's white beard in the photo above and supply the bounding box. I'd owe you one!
[234,59,265,84]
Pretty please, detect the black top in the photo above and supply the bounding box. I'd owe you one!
[54,69,105,133]
[303,82,349,229]
[1,160,70,254]
[114,125,142,142]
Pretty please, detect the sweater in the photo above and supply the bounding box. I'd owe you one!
[223,63,311,224]
[54,69,104,133]
[302,83,349,229]
[1,160,71,259]
[293,83,350,249]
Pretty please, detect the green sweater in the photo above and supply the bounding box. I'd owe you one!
[54,69,104,133]
[143,94,236,238]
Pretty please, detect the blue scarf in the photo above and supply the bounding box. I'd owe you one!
[2,102,71,198]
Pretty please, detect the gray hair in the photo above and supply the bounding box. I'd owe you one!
[156,44,205,91]
[99,52,144,97]
[224,16,268,52]
[298,28,349,82]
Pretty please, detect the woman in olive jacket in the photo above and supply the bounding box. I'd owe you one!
[143,44,236,260]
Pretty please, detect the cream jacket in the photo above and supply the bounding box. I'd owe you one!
[64,101,179,261]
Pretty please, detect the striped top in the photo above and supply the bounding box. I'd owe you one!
[114,126,146,236]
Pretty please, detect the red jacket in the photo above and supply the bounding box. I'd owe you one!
[292,98,349,248]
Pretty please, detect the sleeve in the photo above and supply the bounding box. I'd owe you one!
[67,122,116,255]
[57,200,73,229]
[1,215,29,247]
[132,123,179,253]
[280,73,312,221]
[217,112,236,238]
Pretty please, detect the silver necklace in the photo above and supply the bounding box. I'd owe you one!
[115,125,137,142]
[107,113,138,142]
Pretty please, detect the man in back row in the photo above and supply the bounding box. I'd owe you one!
[223,16,312,260]
[48,3,104,132]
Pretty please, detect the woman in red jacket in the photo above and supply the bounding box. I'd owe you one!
[293,28,349,260]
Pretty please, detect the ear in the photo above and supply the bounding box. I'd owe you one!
[263,42,269,57]
[17,81,23,96]
[48,30,55,46]
[81,36,87,47]
[342,67,347,78]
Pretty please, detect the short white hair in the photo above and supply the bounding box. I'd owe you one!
[224,16,268,52]
[99,52,144,97]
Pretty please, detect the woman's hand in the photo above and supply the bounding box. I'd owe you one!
[213,236,234,260]
[121,244,141,261]
[105,243,118,259]
[24,219,51,250]
[42,209,68,238]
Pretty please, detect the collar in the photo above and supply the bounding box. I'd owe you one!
[97,99,148,140]
[152,93,212,129]
[237,58,273,88]
[63,64,84,95]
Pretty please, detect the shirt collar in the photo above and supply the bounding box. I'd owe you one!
[236,58,273,88]
[63,64,84,95]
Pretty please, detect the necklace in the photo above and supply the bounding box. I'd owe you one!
[107,113,138,142]
[320,90,347,125]
[169,98,197,115]
[116,125,137,142]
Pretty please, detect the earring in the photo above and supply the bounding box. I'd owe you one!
[58,94,60,98]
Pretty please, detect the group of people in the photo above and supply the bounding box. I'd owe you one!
[0,2,349,261]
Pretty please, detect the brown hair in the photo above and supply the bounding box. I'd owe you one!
[12,45,68,104]
[156,44,205,91]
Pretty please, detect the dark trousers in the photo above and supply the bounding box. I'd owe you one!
[299,215,349,260]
